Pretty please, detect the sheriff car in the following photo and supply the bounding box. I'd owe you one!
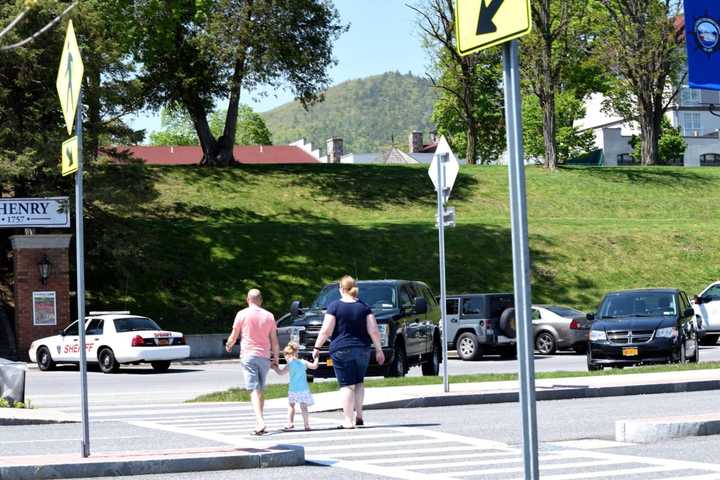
[29,312,190,373]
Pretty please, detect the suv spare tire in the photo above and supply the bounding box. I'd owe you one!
[499,308,517,339]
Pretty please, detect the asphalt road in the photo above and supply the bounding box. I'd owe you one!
[24,345,720,408]
[7,389,720,480]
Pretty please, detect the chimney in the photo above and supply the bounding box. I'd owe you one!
[326,137,344,163]
[409,131,423,153]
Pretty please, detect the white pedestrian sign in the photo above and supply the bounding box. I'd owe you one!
[428,136,460,203]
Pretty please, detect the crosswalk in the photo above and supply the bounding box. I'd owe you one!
[56,402,720,479]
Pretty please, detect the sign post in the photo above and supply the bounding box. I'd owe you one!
[428,136,459,393]
[455,1,537,478]
[56,19,89,458]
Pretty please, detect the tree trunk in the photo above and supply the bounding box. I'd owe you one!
[466,121,478,165]
[640,120,659,166]
[541,91,557,170]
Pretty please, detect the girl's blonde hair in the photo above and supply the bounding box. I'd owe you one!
[339,275,359,298]
[283,342,299,356]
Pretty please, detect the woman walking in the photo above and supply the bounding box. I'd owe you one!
[312,275,385,429]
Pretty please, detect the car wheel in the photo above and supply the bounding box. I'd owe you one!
[151,361,171,372]
[386,343,407,377]
[457,332,481,361]
[37,346,56,371]
[535,331,557,355]
[691,338,700,363]
[587,350,602,371]
[422,339,441,376]
[700,334,719,346]
[98,348,119,374]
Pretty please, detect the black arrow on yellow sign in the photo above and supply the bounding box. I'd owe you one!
[477,0,504,35]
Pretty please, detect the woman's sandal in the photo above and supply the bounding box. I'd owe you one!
[281,426,295,432]
[336,425,355,430]
[251,427,266,436]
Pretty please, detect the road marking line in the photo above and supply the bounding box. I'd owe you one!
[310,458,439,480]
[156,415,294,426]
[511,464,688,480]
[305,438,448,452]
[127,420,254,448]
[0,436,142,445]
[406,453,571,470]
[387,426,515,451]
[368,451,520,464]
[250,432,414,444]
[87,406,262,417]
[662,474,720,480]
[265,426,400,438]
[546,439,635,450]
[318,445,500,459]
[554,449,720,473]
[441,458,644,477]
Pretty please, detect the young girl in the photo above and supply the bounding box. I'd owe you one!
[275,342,319,431]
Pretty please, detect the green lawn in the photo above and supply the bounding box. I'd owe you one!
[190,361,720,403]
[84,163,720,334]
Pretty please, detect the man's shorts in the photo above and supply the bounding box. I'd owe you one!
[241,356,272,391]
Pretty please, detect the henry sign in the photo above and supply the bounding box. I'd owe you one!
[0,198,70,228]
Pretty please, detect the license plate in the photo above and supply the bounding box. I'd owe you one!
[158,339,169,346]
[326,358,333,367]
[622,347,638,357]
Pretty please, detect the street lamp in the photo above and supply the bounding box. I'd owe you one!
[38,254,51,285]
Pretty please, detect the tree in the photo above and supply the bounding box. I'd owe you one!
[411,0,505,164]
[128,1,345,166]
[151,105,272,146]
[630,117,687,164]
[210,106,272,146]
[598,0,684,165]
[522,0,598,169]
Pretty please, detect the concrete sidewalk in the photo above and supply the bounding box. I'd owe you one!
[0,445,304,480]
[265,368,720,412]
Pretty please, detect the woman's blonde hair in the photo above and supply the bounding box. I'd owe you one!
[339,275,359,298]
[283,342,299,356]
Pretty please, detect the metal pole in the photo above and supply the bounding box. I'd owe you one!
[436,153,449,393]
[502,40,538,479]
[75,88,90,458]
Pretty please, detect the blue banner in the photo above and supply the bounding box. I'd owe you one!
[685,0,720,91]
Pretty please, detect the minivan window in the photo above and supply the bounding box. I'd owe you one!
[311,284,397,310]
[599,292,677,318]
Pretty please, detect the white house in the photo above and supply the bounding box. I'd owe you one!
[576,81,720,167]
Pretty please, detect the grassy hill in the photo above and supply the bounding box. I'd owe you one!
[85,164,720,334]
[261,72,436,154]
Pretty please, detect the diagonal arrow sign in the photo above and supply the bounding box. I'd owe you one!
[477,0,504,35]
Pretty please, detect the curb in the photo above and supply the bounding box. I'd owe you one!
[616,415,720,443]
[357,378,720,411]
[0,445,304,480]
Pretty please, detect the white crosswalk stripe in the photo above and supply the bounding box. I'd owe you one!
[53,402,720,479]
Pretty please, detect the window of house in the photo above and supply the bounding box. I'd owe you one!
[681,87,702,105]
[682,112,702,136]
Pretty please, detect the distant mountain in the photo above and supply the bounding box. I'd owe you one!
[262,72,437,154]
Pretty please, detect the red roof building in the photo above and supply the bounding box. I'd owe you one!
[102,145,320,165]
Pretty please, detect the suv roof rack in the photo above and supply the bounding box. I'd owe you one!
[88,311,131,315]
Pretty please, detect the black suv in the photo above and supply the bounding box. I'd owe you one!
[289,280,442,378]
[587,288,700,370]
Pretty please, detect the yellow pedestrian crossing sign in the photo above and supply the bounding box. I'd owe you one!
[62,136,79,176]
[455,0,532,56]
[56,20,84,135]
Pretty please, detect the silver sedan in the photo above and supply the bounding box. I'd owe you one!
[532,305,590,355]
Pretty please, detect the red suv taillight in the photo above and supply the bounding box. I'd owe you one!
[569,319,580,330]
[131,335,144,347]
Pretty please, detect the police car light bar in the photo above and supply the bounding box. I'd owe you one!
[88,311,131,315]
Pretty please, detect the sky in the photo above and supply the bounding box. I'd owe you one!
[126,0,431,136]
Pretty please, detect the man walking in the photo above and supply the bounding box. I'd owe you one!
[226,289,279,435]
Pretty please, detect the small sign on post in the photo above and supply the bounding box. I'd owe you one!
[428,135,459,394]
